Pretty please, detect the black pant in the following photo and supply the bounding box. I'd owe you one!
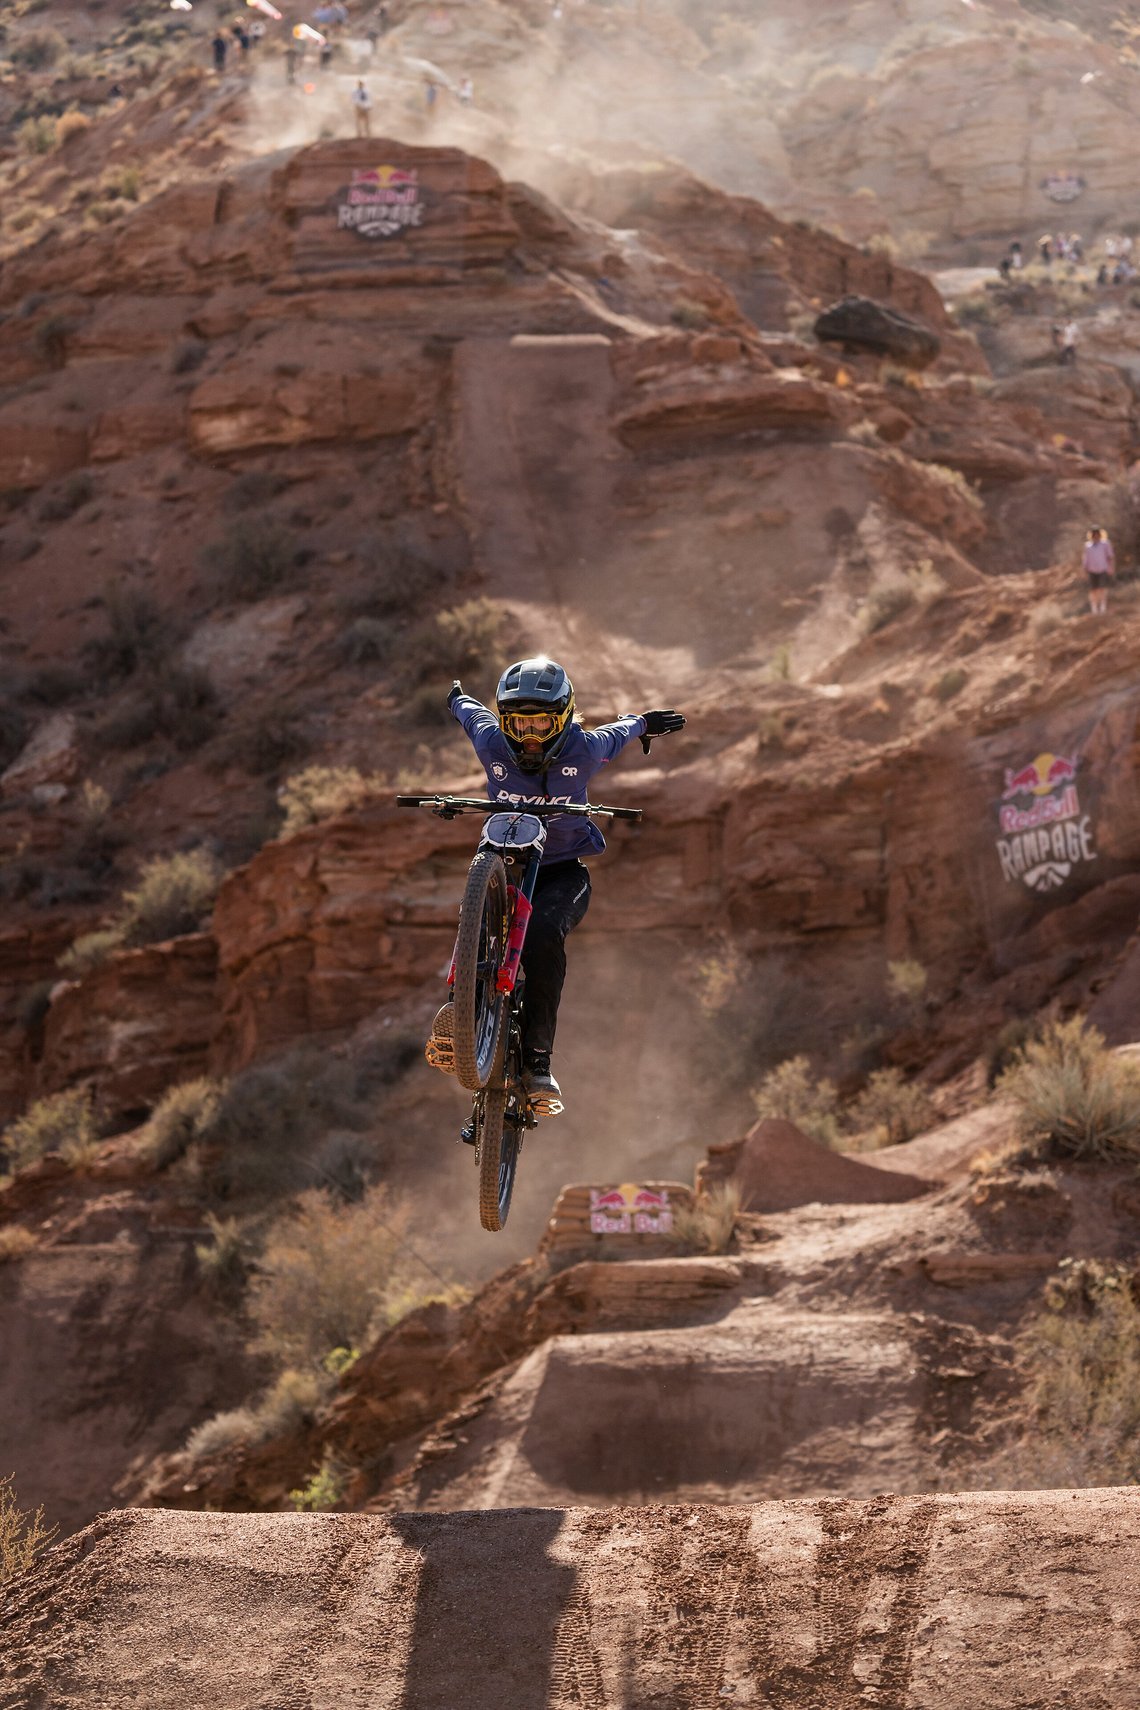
[520,859,591,1061]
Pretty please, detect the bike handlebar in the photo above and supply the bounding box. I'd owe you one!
[396,794,643,823]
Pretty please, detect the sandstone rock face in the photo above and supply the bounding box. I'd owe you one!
[815,296,941,369]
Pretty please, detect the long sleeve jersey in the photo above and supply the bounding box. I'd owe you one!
[450,693,646,864]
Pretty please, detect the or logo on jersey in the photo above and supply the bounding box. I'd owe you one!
[491,762,507,781]
[561,767,579,777]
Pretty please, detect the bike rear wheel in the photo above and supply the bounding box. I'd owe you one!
[453,849,508,1092]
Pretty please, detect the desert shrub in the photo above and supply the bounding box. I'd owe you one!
[753,1056,840,1146]
[210,520,298,601]
[1029,599,1065,638]
[952,295,996,327]
[194,1212,247,1299]
[85,585,168,680]
[278,765,386,836]
[55,110,91,145]
[110,166,140,202]
[99,668,219,753]
[32,315,73,367]
[862,577,914,633]
[16,980,54,1033]
[217,708,307,777]
[289,1458,345,1512]
[411,598,507,683]
[985,1017,1034,1089]
[310,1130,374,1203]
[184,1405,260,1460]
[672,1183,741,1255]
[866,232,899,260]
[22,662,89,705]
[337,617,390,666]
[848,1067,932,1147]
[933,667,967,702]
[171,338,208,375]
[0,701,28,771]
[85,201,122,228]
[38,472,94,523]
[18,116,56,154]
[768,643,793,683]
[997,1016,1140,1161]
[670,297,709,330]
[923,462,983,511]
[118,848,222,945]
[56,926,126,978]
[202,1049,366,1198]
[694,945,746,1015]
[146,1077,223,1169]
[0,1227,37,1263]
[222,471,290,512]
[248,1185,433,1370]
[887,958,928,1017]
[12,26,65,67]
[757,711,790,751]
[0,1475,57,1587]
[1,1087,98,1172]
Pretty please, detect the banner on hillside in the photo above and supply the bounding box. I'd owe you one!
[1041,171,1087,203]
[994,748,1097,893]
[336,166,424,238]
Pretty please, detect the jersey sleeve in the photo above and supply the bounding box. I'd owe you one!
[582,714,647,766]
[451,693,501,761]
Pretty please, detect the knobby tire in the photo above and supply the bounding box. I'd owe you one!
[453,849,508,1092]
[478,1021,520,1232]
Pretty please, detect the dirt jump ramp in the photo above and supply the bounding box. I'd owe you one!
[3,1493,1138,1708]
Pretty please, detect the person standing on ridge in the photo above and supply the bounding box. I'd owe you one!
[1082,526,1114,616]
[426,659,685,1114]
[352,79,373,135]
[212,29,228,72]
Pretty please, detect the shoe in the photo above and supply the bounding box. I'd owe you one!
[425,1002,455,1074]
[522,1054,563,1114]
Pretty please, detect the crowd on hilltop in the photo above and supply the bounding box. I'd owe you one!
[998,231,1137,285]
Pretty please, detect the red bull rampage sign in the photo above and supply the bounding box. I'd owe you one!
[996,750,1096,893]
[337,166,424,239]
[589,1183,674,1236]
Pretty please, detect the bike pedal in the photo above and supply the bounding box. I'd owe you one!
[529,1096,564,1118]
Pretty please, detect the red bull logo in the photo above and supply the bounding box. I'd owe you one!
[589,1183,674,1236]
[996,747,1096,893]
[337,165,424,238]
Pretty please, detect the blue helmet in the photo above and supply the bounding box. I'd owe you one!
[496,657,575,773]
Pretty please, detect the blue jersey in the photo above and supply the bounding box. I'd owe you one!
[451,694,646,864]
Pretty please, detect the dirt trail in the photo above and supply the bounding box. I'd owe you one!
[4,1496,1139,1708]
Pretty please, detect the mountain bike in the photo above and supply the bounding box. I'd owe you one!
[396,793,642,1231]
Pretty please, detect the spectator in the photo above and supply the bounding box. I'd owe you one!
[1010,239,1023,270]
[425,76,438,111]
[458,75,474,105]
[998,256,1012,283]
[212,29,228,71]
[1082,526,1115,616]
[352,79,373,136]
[232,23,250,57]
[1097,261,1109,287]
[378,3,390,31]
[1058,319,1079,365]
[319,38,333,70]
[1038,234,1052,266]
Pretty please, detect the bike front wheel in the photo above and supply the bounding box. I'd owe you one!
[453,849,508,1092]
[478,1051,522,1233]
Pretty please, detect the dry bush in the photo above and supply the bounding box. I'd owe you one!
[171,338,207,375]
[862,577,914,634]
[933,667,967,702]
[57,927,126,978]
[12,26,65,67]
[18,116,56,154]
[0,701,29,771]
[194,1211,247,1299]
[848,1067,932,1147]
[55,110,91,145]
[185,1367,329,1463]
[672,1183,741,1255]
[412,599,507,683]
[146,1077,223,1170]
[923,462,983,512]
[210,520,299,601]
[118,849,221,945]
[997,1016,1140,1161]
[1,1087,98,1172]
[100,667,219,755]
[670,297,710,330]
[33,315,72,368]
[0,1475,57,1586]
[222,471,291,512]
[85,585,169,679]
[202,1049,367,1198]
[38,471,94,522]
[752,1056,840,1147]
[213,708,307,778]
[184,1404,261,1460]
[887,957,928,1020]
[985,1017,1034,1089]
[0,1227,37,1263]
[337,616,390,666]
[1030,599,1065,638]
[288,1458,345,1512]
[278,765,386,837]
[248,1186,430,1369]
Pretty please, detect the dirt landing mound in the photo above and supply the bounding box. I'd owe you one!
[4,1496,1138,1709]
[705,1118,933,1212]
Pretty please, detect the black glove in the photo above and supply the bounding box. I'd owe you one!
[447,679,463,709]
[642,710,686,737]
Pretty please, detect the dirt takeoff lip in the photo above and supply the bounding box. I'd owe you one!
[4,1494,1139,1709]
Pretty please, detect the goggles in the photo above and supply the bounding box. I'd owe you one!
[500,708,565,744]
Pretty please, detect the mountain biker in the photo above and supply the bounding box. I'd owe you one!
[426,657,685,1115]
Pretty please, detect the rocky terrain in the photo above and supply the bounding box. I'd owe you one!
[3,4,1140,1706]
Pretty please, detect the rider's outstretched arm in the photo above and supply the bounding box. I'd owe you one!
[447,679,499,750]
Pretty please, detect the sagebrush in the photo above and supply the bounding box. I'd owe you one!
[998,1016,1140,1161]
[752,1056,840,1146]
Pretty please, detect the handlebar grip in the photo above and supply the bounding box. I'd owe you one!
[396,795,433,806]
[605,806,643,822]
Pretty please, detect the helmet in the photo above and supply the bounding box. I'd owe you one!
[496,657,574,774]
